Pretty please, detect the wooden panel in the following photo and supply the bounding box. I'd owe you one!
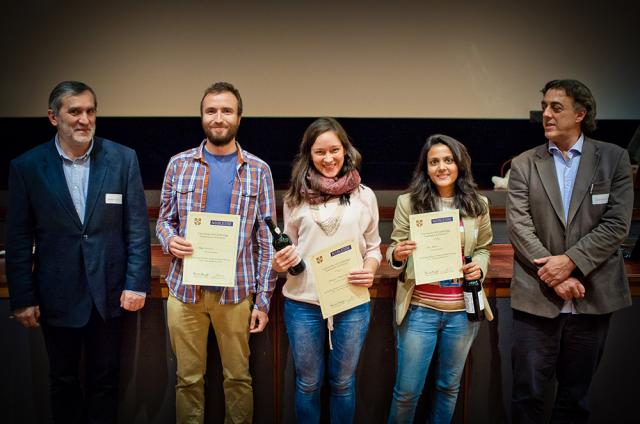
[4,206,640,221]
[4,244,640,298]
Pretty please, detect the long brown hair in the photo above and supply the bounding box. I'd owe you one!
[409,134,487,217]
[284,117,362,208]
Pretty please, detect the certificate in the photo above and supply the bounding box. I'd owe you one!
[183,211,240,287]
[410,210,463,285]
[310,239,370,319]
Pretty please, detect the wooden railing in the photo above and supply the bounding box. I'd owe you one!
[2,206,640,222]
[2,244,640,298]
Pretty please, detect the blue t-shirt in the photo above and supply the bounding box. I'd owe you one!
[202,149,237,291]
[203,149,237,214]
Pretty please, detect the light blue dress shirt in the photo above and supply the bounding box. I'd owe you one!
[548,134,584,222]
[548,134,584,313]
[55,136,92,224]
[54,136,146,299]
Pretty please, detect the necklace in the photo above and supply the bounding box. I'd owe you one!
[309,202,347,236]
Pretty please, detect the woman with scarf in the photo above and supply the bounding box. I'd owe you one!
[273,117,382,423]
[387,134,493,423]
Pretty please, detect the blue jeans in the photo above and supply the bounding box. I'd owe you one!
[388,305,479,424]
[284,298,371,424]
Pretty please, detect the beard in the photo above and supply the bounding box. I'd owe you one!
[59,123,95,145]
[74,127,95,144]
[204,123,238,146]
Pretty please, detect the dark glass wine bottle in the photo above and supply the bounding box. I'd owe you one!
[264,216,306,275]
[463,255,485,321]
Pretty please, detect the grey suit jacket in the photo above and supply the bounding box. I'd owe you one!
[506,137,633,317]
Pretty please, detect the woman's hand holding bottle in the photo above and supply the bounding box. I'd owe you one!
[273,245,302,273]
[462,259,482,281]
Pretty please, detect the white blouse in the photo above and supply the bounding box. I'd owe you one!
[281,185,383,305]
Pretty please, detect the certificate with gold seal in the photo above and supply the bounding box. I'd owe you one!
[183,211,240,287]
[410,210,463,285]
[310,239,370,319]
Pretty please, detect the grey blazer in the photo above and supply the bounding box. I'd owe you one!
[506,137,633,318]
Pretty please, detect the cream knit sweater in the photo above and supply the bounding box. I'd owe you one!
[281,185,383,305]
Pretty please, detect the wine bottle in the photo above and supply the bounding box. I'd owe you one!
[264,216,306,275]
[463,255,485,321]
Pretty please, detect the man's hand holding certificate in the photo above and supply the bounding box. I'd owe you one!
[410,210,463,285]
[310,239,370,319]
[183,211,240,287]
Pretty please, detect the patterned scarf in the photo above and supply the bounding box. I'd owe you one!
[301,168,361,205]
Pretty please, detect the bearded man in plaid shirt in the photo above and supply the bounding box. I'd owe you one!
[156,82,276,424]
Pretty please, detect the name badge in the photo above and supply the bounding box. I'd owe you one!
[592,193,609,205]
[106,193,123,204]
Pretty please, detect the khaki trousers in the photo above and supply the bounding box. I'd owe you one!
[167,291,253,424]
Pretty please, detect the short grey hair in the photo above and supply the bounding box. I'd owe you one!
[48,81,97,115]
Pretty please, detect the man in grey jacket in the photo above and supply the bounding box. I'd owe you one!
[506,79,633,423]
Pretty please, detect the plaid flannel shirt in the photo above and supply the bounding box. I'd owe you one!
[156,141,277,312]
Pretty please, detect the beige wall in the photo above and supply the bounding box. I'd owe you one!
[1,0,639,118]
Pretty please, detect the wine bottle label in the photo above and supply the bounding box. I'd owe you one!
[463,293,474,313]
[463,292,484,313]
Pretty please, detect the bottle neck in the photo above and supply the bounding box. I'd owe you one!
[264,218,280,238]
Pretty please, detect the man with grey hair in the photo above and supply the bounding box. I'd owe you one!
[507,79,633,423]
[6,80,150,423]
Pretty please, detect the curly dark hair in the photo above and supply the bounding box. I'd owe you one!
[542,79,597,134]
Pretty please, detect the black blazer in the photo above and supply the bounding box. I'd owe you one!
[6,137,151,326]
